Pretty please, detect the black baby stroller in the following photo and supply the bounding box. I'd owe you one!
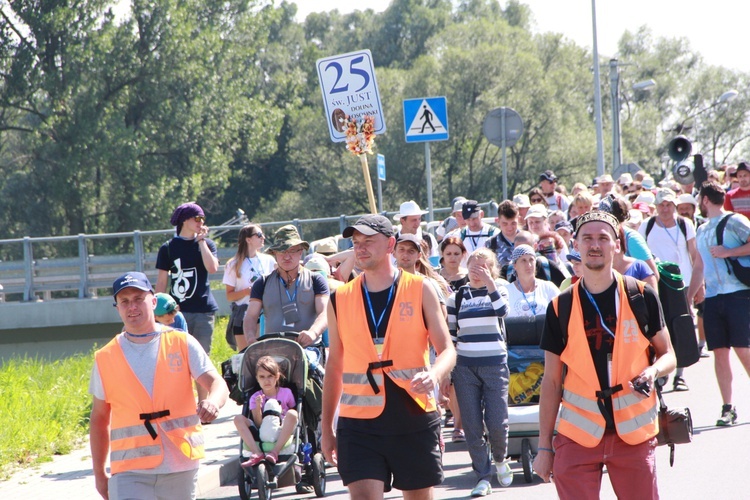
[236,332,326,500]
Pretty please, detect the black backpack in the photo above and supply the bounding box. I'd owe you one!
[644,216,688,241]
[716,214,750,287]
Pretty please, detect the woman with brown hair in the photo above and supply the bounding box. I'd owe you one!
[222,224,276,351]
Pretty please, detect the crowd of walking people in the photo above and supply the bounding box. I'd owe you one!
[89,162,750,499]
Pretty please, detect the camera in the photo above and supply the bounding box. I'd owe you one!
[631,377,651,397]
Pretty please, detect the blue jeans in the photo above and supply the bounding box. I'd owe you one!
[452,364,510,482]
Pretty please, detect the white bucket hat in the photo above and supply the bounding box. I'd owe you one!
[393,200,428,221]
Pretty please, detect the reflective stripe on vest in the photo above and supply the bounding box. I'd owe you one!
[96,330,205,473]
[336,272,436,419]
[555,273,658,447]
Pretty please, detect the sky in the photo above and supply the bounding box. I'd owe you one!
[294,0,750,74]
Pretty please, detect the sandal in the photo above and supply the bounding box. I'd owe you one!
[673,376,689,392]
[452,429,466,443]
[241,453,265,470]
[265,451,278,466]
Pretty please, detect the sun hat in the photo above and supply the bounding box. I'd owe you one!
[393,200,428,221]
[267,225,309,253]
[343,214,394,238]
[513,194,531,208]
[633,201,651,214]
[524,204,548,220]
[313,237,338,255]
[676,193,697,207]
[655,188,677,205]
[618,173,633,186]
[597,174,615,184]
[112,272,153,298]
[303,254,330,275]
[154,293,177,316]
[634,191,656,205]
[641,176,655,190]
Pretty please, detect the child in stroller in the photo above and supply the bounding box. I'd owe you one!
[235,355,298,468]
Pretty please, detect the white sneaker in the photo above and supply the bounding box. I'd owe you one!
[470,479,492,497]
[497,459,514,487]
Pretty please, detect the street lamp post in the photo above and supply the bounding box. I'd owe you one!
[591,0,605,178]
[609,58,656,175]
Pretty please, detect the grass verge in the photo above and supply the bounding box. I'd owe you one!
[0,316,235,479]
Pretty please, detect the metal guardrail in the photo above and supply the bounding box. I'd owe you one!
[0,201,498,302]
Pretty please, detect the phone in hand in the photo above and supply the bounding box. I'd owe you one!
[631,376,651,397]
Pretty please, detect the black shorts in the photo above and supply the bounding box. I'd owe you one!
[336,422,443,491]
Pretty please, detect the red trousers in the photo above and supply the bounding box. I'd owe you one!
[552,431,659,500]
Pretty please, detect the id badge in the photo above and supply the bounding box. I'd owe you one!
[374,337,384,359]
[282,302,301,327]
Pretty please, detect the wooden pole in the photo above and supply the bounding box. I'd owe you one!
[360,154,378,214]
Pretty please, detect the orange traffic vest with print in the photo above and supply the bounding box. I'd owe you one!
[336,271,436,419]
[96,329,205,474]
[554,274,658,448]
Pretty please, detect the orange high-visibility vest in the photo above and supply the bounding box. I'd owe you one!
[96,329,205,474]
[553,274,658,447]
[336,272,436,419]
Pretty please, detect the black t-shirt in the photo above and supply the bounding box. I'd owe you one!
[540,280,665,428]
[331,274,440,434]
[155,237,219,313]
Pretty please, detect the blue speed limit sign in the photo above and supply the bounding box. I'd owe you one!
[316,49,386,142]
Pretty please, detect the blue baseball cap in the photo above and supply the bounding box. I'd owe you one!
[112,272,153,298]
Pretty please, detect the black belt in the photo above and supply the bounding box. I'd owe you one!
[139,410,171,440]
[366,360,393,394]
[595,384,624,425]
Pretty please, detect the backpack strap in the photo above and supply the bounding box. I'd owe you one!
[646,217,687,240]
[716,213,735,275]
[676,217,688,240]
[558,276,649,346]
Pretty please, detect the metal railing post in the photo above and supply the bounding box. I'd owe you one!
[23,237,33,301]
[78,234,89,298]
[133,230,144,272]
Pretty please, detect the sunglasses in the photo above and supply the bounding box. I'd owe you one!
[194,216,205,222]
[254,232,265,238]
[530,198,544,204]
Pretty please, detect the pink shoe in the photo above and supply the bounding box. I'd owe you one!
[265,451,278,466]
[241,453,265,470]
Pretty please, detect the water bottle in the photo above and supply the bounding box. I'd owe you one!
[302,442,312,465]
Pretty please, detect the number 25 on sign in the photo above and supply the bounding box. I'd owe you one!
[316,49,386,143]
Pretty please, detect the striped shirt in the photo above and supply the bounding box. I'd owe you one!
[447,281,509,367]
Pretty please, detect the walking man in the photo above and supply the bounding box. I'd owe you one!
[242,225,329,348]
[89,272,228,500]
[688,180,750,426]
[533,210,675,499]
[322,214,456,499]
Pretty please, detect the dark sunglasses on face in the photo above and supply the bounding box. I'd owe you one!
[254,232,264,238]
[194,216,205,222]
[531,198,544,204]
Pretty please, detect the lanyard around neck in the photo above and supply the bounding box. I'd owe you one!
[581,282,616,338]
[656,218,681,246]
[247,256,265,278]
[363,272,397,339]
[515,279,537,315]
[279,274,298,302]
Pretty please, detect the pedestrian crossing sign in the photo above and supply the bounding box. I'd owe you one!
[403,97,449,143]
